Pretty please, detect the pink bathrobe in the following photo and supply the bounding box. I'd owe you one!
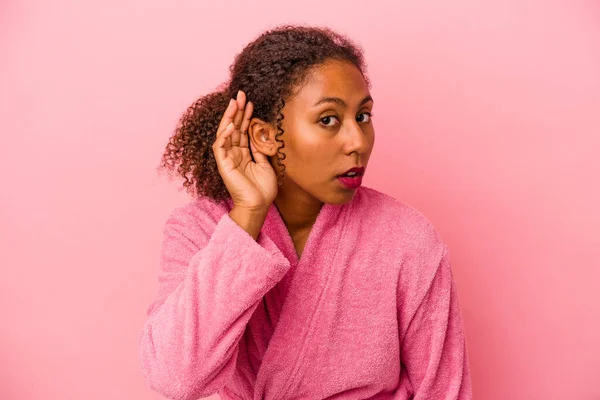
[139,186,472,400]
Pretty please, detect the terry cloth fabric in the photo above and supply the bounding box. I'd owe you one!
[139,186,472,400]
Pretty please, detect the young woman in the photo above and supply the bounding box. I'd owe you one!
[139,25,472,400]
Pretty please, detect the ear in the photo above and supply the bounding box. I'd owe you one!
[248,117,278,157]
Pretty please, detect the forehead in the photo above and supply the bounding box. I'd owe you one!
[290,60,369,106]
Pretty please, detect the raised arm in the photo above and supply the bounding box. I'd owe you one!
[138,205,290,400]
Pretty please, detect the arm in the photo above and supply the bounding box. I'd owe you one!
[399,247,473,399]
[138,205,290,400]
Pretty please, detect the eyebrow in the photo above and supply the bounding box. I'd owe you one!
[312,94,374,108]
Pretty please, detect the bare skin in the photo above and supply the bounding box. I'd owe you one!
[212,59,375,258]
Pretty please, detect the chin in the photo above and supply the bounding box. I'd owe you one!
[321,190,357,206]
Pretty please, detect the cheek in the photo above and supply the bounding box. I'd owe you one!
[364,130,375,153]
[284,124,330,166]
[287,140,321,169]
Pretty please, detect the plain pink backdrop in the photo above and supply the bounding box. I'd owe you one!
[1,1,599,399]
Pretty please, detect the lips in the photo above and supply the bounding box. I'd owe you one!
[339,167,365,178]
[338,167,365,190]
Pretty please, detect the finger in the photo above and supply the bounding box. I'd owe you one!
[213,123,234,163]
[216,121,234,149]
[235,90,246,113]
[239,101,254,148]
[217,98,238,134]
[214,123,234,151]
[231,91,246,146]
[249,138,269,164]
[240,101,253,132]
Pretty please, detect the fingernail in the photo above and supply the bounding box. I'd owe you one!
[237,90,242,97]
[227,122,233,129]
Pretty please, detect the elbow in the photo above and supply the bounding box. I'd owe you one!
[141,375,198,400]
[139,329,235,400]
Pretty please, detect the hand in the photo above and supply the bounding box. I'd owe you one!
[212,90,278,211]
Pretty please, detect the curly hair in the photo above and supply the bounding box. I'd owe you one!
[158,24,370,203]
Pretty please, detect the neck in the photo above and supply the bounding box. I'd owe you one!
[273,188,323,234]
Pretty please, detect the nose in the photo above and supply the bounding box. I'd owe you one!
[342,119,371,156]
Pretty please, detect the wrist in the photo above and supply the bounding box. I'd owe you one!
[229,206,269,240]
[232,203,270,215]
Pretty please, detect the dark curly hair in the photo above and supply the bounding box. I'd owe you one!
[158,24,370,203]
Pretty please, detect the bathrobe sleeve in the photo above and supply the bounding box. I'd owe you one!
[139,206,291,400]
[400,247,473,399]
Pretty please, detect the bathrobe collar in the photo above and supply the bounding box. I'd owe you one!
[252,194,356,400]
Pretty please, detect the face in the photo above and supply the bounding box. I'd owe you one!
[268,59,375,205]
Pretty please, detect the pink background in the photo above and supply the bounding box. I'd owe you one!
[1,1,599,399]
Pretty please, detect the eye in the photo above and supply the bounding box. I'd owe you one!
[319,115,340,127]
[357,112,373,123]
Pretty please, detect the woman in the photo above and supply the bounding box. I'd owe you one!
[139,25,472,400]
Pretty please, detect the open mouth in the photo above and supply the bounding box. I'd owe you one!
[339,167,365,178]
[338,167,365,189]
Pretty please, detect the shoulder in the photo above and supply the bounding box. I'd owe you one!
[163,195,233,241]
[352,187,449,297]
[352,186,446,253]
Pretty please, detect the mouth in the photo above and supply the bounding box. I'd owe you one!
[337,167,365,189]
[338,167,365,178]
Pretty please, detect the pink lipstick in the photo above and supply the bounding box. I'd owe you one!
[338,167,365,189]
